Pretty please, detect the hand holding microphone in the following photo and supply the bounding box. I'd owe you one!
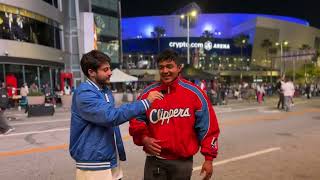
[146,91,164,103]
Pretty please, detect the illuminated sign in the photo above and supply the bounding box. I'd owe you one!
[168,41,230,50]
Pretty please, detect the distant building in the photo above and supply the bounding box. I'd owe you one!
[0,0,121,88]
[122,13,320,82]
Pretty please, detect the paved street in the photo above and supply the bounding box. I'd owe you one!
[0,97,319,180]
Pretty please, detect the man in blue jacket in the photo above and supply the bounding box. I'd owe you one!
[69,50,163,180]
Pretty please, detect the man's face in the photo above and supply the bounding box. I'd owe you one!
[159,60,181,85]
[89,63,112,86]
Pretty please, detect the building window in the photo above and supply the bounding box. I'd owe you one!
[94,14,118,38]
[91,0,118,12]
[97,38,119,64]
[5,64,23,88]
[94,14,119,63]
[0,4,62,49]
[42,0,58,8]
[24,65,39,88]
[40,66,50,92]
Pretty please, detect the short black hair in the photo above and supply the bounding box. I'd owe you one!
[156,48,182,65]
[80,50,111,77]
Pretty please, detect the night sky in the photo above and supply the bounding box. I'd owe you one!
[121,0,319,29]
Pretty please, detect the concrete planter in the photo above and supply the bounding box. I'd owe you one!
[27,96,45,105]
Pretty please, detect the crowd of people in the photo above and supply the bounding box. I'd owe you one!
[0,81,74,135]
[204,80,320,107]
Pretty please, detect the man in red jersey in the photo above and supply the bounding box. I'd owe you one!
[129,49,220,180]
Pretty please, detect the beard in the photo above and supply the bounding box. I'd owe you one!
[95,76,110,88]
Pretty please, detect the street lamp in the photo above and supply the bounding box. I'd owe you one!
[275,41,288,77]
[181,10,197,64]
[240,39,246,81]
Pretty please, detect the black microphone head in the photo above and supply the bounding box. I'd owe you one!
[160,89,167,95]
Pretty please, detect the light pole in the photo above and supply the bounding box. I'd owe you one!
[240,39,246,82]
[275,41,288,77]
[181,10,197,64]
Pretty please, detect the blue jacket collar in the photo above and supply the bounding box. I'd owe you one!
[86,79,102,91]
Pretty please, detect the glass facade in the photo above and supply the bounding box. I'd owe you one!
[40,66,51,87]
[0,3,62,49]
[92,0,118,12]
[92,0,120,64]
[5,64,23,87]
[42,0,59,8]
[0,64,62,93]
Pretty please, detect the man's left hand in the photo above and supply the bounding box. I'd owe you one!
[200,160,213,180]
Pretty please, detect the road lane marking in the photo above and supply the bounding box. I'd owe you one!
[0,128,69,138]
[11,119,70,126]
[192,147,281,171]
[214,100,310,114]
[0,107,317,157]
[3,108,320,138]
[216,107,264,114]
[0,144,68,157]
[220,108,320,126]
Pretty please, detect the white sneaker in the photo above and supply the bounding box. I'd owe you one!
[3,128,15,135]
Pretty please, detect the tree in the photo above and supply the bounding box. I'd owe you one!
[261,39,273,82]
[151,26,166,53]
[300,44,311,51]
[289,63,320,84]
[261,39,273,60]
[200,30,214,69]
[233,34,249,81]
[200,30,214,41]
[299,44,312,83]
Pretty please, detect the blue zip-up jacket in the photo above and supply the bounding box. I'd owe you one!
[69,80,150,170]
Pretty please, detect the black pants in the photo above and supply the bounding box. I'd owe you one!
[277,93,284,109]
[0,110,11,133]
[144,156,193,180]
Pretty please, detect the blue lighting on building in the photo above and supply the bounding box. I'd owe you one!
[122,13,309,40]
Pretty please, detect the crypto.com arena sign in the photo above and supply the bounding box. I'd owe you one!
[168,41,230,51]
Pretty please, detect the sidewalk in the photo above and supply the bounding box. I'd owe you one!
[4,106,70,121]
[4,96,316,120]
[213,95,312,107]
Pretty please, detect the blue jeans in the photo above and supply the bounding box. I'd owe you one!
[284,96,292,112]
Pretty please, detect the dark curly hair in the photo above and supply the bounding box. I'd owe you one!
[156,48,182,65]
[80,50,111,77]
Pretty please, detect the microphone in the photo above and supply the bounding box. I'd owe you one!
[160,89,167,95]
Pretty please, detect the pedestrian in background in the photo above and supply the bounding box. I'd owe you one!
[282,78,295,112]
[305,84,311,99]
[0,82,14,134]
[276,78,285,109]
[20,83,29,111]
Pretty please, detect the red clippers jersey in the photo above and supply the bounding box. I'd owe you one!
[129,77,220,160]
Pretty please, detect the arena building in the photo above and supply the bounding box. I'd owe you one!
[122,12,320,82]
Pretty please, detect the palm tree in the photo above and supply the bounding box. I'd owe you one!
[200,30,214,41]
[300,44,312,83]
[233,34,249,81]
[300,44,311,51]
[261,39,273,61]
[151,26,166,53]
[268,47,278,83]
[200,30,214,69]
[261,39,273,82]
